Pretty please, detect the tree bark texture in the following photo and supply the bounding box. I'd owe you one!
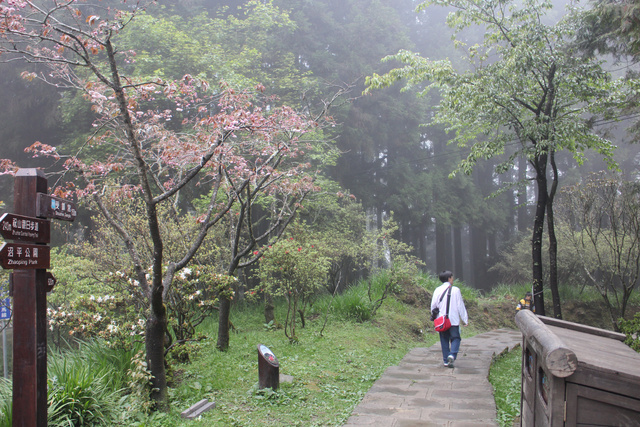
[217,297,231,351]
[108,38,172,409]
[518,154,530,233]
[146,287,168,410]
[547,151,562,319]
[435,221,447,272]
[470,225,488,289]
[453,226,463,281]
[264,293,275,324]
[419,222,429,271]
[532,154,547,316]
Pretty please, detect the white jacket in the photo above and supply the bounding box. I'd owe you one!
[430,283,468,326]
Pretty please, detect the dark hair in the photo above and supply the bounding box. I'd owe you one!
[525,292,532,297]
[439,270,453,283]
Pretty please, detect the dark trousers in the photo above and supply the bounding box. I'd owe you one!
[439,325,461,363]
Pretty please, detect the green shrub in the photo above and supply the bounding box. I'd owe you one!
[318,269,419,323]
[74,339,143,392]
[557,282,604,303]
[488,281,627,306]
[48,248,100,308]
[619,312,640,352]
[458,283,480,306]
[256,235,330,341]
[167,267,232,342]
[122,350,154,416]
[415,272,442,293]
[490,228,585,288]
[0,377,11,427]
[339,288,373,322]
[47,293,145,351]
[46,338,153,425]
[48,353,119,426]
[416,272,479,305]
[367,270,398,297]
[486,283,529,299]
[489,346,522,427]
[316,282,372,322]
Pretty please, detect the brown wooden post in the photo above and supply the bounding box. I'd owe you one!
[12,169,48,427]
[35,268,48,427]
[257,344,279,390]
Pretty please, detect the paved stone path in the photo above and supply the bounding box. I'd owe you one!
[343,329,522,427]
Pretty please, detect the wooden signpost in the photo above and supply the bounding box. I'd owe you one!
[37,193,77,222]
[0,243,51,270]
[2,169,76,427]
[0,213,51,243]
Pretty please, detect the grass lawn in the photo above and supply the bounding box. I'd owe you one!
[489,345,523,427]
[22,277,611,426]
[146,299,439,426]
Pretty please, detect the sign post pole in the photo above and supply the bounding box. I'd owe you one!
[2,169,75,426]
[11,169,48,427]
[0,294,10,380]
[2,320,6,379]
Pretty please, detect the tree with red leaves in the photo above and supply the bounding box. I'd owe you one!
[0,0,339,409]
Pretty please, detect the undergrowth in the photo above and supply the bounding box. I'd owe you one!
[2,273,638,425]
[489,346,523,427]
[0,378,10,427]
[153,293,435,426]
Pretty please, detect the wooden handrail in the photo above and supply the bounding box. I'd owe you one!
[516,310,578,378]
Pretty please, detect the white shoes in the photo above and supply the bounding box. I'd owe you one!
[447,355,455,368]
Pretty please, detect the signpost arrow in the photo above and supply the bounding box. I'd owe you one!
[46,272,56,293]
[0,213,51,243]
[0,243,50,270]
[37,193,77,221]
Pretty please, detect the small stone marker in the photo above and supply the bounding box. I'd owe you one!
[180,398,215,419]
[280,374,294,384]
[257,344,279,390]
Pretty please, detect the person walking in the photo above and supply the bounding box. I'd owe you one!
[431,270,468,368]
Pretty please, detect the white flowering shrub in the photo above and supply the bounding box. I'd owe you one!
[122,350,154,415]
[166,266,237,343]
[48,293,145,350]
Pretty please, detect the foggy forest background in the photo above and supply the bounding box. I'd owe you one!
[0,0,638,290]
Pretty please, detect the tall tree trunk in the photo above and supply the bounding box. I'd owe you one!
[419,222,429,270]
[146,285,168,410]
[507,181,516,241]
[470,225,488,289]
[216,297,231,351]
[531,154,547,316]
[518,155,529,233]
[264,293,275,324]
[487,232,497,260]
[453,226,463,281]
[547,151,562,318]
[376,207,384,269]
[435,221,447,272]
[108,39,171,409]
